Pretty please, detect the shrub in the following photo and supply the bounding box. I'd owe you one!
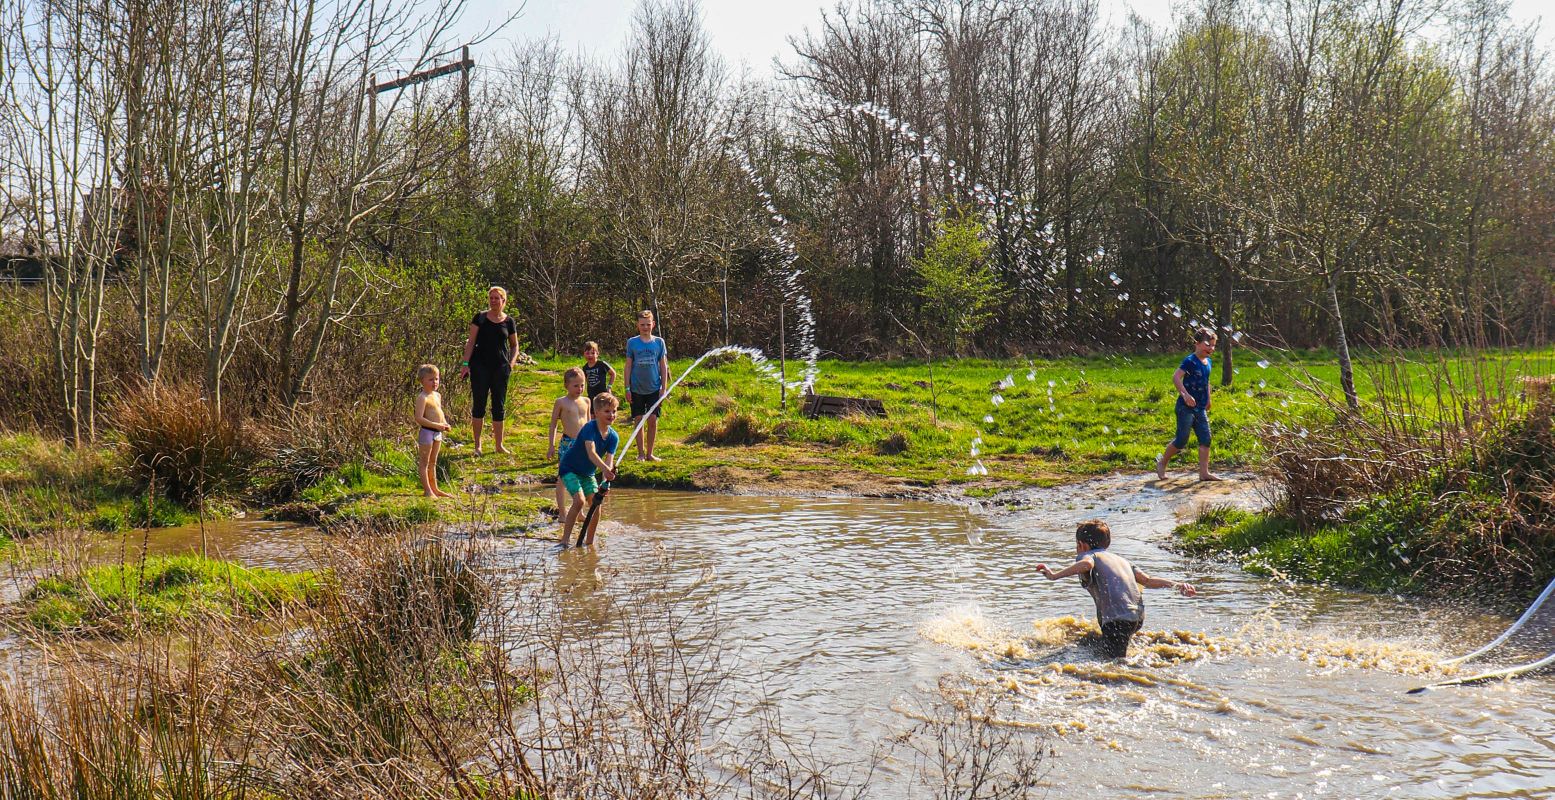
[689,410,770,446]
[256,412,365,503]
[876,431,910,455]
[114,382,262,506]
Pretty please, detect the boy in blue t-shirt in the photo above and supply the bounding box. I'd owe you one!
[623,310,671,462]
[559,393,621,547]
[1156,328,1223,482]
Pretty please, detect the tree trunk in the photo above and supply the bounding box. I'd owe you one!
[1218,258,1234,386]
[1325,268,1359,410]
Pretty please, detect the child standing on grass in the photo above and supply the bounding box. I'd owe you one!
[581,341,617,400]
[548,367,592,517]
[1157,328,1223,482]
[413,364,454,498]
[1035,520,1197,658]
[623,310,670,462]
[559,393,621,548]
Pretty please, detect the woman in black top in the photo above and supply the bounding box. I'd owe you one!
[459,286,520,455]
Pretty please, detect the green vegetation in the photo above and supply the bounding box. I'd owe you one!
[1177,390,1555,601]
[1,349,1551,541]
[0,433,198,537]
[23,555,321,634]
[1175,505,1410,593]
[913,214,1000,354]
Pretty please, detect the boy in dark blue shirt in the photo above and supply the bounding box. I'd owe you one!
[559,393,621,547]
[1156,328,1222,482]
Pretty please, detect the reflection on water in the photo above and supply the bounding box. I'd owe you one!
[12,476,1552,798]
[577,477,1555,799]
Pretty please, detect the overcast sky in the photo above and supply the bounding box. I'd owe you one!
[442,0,1554,76]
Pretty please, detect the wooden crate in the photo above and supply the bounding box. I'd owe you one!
[802,393,887,419]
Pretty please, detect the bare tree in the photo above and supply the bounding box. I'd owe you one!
[577,0,739,335]
[268,0,469,411]
[1,0,127,443]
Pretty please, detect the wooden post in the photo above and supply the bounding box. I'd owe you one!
[459,45,471,170]
[779,301,787,409]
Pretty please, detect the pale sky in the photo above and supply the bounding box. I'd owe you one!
[446,0,1554,75]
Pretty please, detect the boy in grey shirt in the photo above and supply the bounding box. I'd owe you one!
[1036,520,1198,658]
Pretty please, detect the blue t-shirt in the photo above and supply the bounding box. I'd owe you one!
[559,421,619,478]
[1178,354,1212,409]
[625,336,667,394]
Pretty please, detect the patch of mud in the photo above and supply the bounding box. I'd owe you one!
[693,464,929,498]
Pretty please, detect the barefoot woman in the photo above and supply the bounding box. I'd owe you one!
[459,286,520,455]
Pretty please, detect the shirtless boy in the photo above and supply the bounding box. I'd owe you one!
[548,367,592,515]
[413,364,454,498]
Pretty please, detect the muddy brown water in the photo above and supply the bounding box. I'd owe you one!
[15,477,1555,798]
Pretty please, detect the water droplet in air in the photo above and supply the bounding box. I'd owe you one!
[1257,360,1270,369]
[1109,272,1121,285]
[983,414,995,424]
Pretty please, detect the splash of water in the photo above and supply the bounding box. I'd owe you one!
[623,345,788,449]
[724,145,821,393]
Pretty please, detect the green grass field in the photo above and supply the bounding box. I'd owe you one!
[415,346,1555,495]
[3,346,1552,534]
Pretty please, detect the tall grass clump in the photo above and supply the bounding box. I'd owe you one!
[115,382,262,507]
[690,410,771,446]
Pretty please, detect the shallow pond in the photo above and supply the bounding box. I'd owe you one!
[62,476,1555,798]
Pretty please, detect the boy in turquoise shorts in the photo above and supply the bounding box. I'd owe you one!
[559,393,621,547]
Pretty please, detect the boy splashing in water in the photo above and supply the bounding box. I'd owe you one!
[1036,520,1197,658]
[559,393,621,547]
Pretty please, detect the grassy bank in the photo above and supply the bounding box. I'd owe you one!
[22,554,321,635]
[1176,388,1555,603]
[2,348,1551,536]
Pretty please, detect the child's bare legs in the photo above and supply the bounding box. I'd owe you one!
[1156,444,1181,480]
[493,420,509,454]
[554,480,570,519]
[1197,446,1221,481]
[429,440,453,497]
[581,491,607,546]
[559,488,587,545]
[471,418,484,456]
[640,415,660,461]
[418,443,437,497]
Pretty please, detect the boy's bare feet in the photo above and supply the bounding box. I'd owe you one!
[1198,473,1224,482]
[1155,454,1167,480]
[434,489,455,498]
[472,448,483,457]
[494,444,511,454]
[422,491,436,498]
[646,454,662,462]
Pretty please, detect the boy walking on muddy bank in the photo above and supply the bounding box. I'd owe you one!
[1157,328,1222,482]
[1035,520,1197,658]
